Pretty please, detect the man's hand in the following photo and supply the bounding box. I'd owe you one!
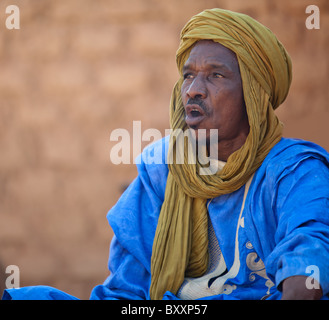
[281,275,323,300]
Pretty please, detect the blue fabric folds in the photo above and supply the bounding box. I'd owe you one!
[3,137,329,300]
[2,286,78,300]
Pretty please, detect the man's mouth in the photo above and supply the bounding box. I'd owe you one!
[185,104,206,127]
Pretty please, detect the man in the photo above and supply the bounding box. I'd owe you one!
[3,8,329,300]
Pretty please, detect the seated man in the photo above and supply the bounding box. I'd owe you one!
[3,8,329,300]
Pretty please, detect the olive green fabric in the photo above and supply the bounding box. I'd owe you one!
[150,8,292,300]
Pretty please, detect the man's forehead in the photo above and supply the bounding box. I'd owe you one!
[183,40,238,71]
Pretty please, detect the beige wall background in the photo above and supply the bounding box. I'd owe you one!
[0,0,328,299]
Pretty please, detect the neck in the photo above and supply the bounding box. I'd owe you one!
[207,134,248,162]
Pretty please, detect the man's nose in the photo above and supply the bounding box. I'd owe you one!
[186,75,207,99]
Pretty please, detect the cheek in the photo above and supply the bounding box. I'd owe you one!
[213,83,244,111]
[210,90,244,124]
[181,84,189,102]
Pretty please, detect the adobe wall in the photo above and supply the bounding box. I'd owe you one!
[0,0,327,298]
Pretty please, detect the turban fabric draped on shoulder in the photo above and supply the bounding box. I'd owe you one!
[150,8,292,300]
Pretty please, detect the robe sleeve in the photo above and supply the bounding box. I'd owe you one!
[90,137,168,300]
[265,155,329,295]
[90,235,151,300]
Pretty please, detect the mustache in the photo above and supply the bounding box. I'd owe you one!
[186,97,209,115]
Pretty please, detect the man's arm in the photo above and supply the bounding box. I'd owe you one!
[264,151,329,300]
[91,137,169,300]
[281,276,323,300]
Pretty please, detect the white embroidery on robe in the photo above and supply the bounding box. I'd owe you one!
[245,242,275,297]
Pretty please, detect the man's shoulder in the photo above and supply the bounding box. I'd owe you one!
[261,137,329,177]
[267,137,329,162]
[137,136,169,167]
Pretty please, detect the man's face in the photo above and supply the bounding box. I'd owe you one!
[181,40,249,153]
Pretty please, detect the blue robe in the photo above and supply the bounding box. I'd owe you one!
[3,137,329,300]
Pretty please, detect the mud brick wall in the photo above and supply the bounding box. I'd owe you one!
[0,0,328,299]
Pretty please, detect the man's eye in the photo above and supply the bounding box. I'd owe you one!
[183,73,194,80]
[213,73,223,78]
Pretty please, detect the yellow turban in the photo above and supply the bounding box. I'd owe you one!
[150,8,292,300]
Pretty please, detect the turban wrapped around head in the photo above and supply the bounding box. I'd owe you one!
[150,8,292,300]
